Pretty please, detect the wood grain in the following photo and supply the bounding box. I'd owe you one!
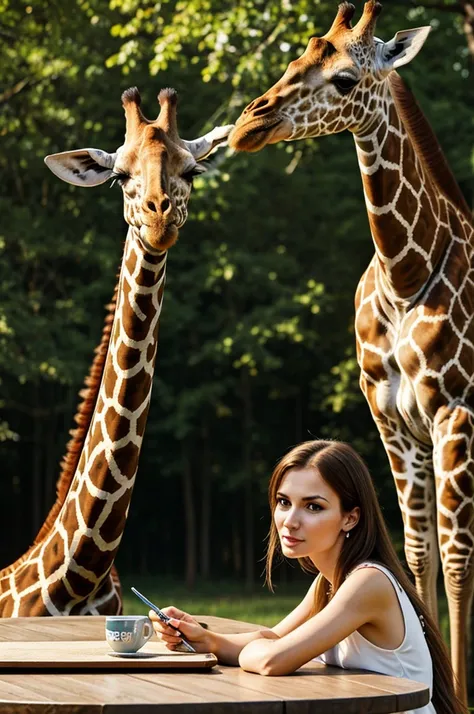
[0,616,430,713]
[0,640,217,670]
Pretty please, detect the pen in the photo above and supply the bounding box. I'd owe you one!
[131,586,197,654]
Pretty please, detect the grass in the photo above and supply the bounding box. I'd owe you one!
[121,576,308,627]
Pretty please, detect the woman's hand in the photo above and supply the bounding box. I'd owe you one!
[149,606,214,654]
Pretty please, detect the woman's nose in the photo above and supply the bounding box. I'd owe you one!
[283,509,299,529]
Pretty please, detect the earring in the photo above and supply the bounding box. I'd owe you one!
[346,532,350,539]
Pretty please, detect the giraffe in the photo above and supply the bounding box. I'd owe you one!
[229,1,474,700]
[0,86,232,616]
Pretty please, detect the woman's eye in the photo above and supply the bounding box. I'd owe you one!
[277,497,290,507]
[307,503,322,512]
[331,76,359,95]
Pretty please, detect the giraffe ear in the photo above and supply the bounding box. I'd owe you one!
[182,124,234,161]
[378,26,431,73]
[44,149,117,187]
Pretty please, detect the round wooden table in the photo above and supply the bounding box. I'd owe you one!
[0,615,430,713]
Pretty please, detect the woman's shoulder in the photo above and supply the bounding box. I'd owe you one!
[340,562,398,606]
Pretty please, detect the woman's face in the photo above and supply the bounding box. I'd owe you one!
[274,467,354,561]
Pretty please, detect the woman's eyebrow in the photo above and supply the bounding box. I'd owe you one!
[277,491,329,503]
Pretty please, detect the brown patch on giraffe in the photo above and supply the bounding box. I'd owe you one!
[64,563,104,597]
[60,498,81,535]
[366,212,406,259]
[395,183,419,226]
[394,476,408,499]
[13,558,41,595]
[146,339,158,364]
[136,263,165,288]
[42,533,65,571]
[417,375,446,415]
[411,318,456,369]
[103,405,131,442]
[127,248,138,276]
[443,361,470,394]
[423,275,454,314]
[113,441,140,476]
[116,369,153,412]
[87,451,125,494]
[298,101,312,113]
[116,342,142,371]
[454,502,474,530]
[78,486,110,531]
[389,73,472,222]
[397,342,421,381]
[136,402,152,438]
[456,342,474,379]
[412,196,445,252]
[390,250,430,297]
[84,420,105,459]
[98,491,131,543]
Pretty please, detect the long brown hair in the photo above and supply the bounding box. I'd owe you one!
[266,440,467,714]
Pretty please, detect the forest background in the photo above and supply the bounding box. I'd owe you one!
[0,0,473,607]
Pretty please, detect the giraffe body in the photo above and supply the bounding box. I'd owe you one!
[229,1,473,700]
[0,87,232,616]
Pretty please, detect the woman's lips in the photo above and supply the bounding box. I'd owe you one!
[282,535,304,546]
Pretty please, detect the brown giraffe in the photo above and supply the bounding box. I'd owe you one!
[0,86,232,616]
[230,1,474,700]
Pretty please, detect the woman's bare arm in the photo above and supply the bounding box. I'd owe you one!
[239,568,393,675]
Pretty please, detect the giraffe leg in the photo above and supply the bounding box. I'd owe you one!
[433,404,474,703]
[374,417,440,619]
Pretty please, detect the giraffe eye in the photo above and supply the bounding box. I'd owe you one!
[182,164,207,184]
[331,75,359,95]
[110,171,129,188]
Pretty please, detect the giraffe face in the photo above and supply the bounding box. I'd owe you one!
[229,1,430,152]
[44,88,233,253]
[112,99,203,252]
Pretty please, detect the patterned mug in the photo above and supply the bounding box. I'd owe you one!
[105,615,154,653]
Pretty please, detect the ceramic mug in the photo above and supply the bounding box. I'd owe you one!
[105,615,153,653]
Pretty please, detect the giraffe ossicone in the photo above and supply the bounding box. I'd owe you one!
[0,87,232,617]
[230,0,474,702]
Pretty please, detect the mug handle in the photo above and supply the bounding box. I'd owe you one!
[143,621,153,642]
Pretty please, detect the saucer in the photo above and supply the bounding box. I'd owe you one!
[107,651,158,658]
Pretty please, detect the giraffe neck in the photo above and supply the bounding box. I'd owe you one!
[0,228,166,615]
[353,75,467,303]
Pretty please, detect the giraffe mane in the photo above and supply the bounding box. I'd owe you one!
[0,272,120,580]
[33,279,119,544]
[388,72,472,223]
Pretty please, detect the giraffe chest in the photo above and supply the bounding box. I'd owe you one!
[355,251,474,442]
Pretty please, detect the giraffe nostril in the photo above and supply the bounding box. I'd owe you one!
[161,198,171,213]
[147,200,157,213]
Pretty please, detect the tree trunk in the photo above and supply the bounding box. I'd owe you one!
[200,420,211,580]
[241,369,254,592]
[182,440,196,590]
[32,387,42,536]
[44,387,57,510]
[232,517,242,577]
[295,386,303,442]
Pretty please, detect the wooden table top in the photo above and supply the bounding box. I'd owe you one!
[0,615,430,713]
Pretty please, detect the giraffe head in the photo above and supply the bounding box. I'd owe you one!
[45,87,233,251]
[229,1,430,151]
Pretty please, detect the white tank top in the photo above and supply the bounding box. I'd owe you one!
[315,562,436,714]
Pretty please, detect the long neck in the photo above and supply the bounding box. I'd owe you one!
[39,229,165,612]
[353,74,470,302]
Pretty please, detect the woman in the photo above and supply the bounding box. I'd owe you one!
[150,440,467,714]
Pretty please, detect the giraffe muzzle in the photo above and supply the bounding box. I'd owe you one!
[229,116,292,153]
